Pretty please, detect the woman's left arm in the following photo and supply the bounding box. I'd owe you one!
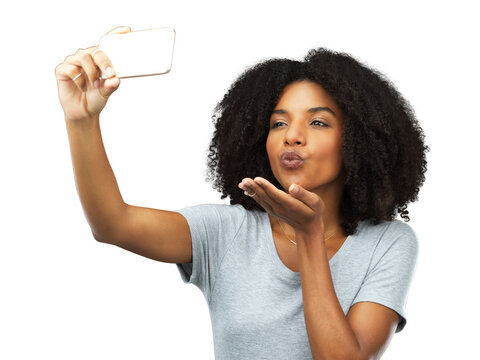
[239,177,399,360]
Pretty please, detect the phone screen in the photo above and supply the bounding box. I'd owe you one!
[98,27,176,79]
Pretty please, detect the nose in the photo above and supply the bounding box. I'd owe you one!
[284,122,306,146]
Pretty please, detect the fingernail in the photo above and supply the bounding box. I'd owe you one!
[289,184,299,194]
[105,67,114,77]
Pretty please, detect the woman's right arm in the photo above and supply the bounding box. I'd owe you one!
[56,27,192,264]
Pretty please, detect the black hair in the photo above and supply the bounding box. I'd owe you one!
[206,47,429,236]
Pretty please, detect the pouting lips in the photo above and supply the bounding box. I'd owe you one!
[280,150,303,162]
[280,157,303,169]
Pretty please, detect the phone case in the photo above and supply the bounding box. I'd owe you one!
[98,27,176,79]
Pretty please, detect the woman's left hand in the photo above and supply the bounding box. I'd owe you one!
[238,177,325,236]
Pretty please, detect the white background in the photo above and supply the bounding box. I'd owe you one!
[1,0,478,359]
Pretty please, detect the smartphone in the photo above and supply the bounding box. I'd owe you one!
[98,27,176,79]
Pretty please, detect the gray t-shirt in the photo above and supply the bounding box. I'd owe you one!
[175,203,419,360]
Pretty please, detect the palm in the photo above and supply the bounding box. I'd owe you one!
[57,76,105,120]
[56,26,130,121]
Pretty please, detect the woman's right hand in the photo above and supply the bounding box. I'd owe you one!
[55,26,131,121]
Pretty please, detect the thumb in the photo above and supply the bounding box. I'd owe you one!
[288,183,302,196]
[106,26,131,35]
[288,183,324,212]
[99,77,120,98]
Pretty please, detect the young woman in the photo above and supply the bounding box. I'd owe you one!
[56,26,428,360]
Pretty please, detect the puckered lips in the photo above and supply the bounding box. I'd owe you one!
[280,150,304,169]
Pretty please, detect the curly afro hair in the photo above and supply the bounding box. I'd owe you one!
[205,47,429,236]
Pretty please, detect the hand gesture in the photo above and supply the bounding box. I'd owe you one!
[55,26,131,121]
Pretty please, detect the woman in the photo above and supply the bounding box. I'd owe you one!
[56,26,428,359]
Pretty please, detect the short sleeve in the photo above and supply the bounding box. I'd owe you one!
[174,203,247,303]
[351,220,419,333]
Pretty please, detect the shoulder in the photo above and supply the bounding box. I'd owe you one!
[385,219,417,238]
[176,203,252,228]
[177,202,247,214]
[360,219,419,257]
[382,220,419,262]
[363,218,417,241]
[384,220,419,252]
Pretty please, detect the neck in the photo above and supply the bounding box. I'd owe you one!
[270,214,343,242]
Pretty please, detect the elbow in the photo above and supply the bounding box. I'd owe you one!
[91,225,126,245]
[321,348,369,360]
[313,350,367,360]
[92,230,106,243]
[92,230,117,244]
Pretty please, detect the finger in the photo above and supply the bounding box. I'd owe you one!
[252,177,291,207]
[253,177,318,219]
[241,177,283,208]
[98,76,120,99]
[86,46,117,82]
[239,178,276,214]
[71,69,86,92]
[56,62,86,92]
[287,183,323,212]
[255,180,323,230]
[66,49,100,90]
[86,46,117,80]
[106,25,131,35]
[246,186,275,215]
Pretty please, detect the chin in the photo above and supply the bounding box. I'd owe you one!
[273,165,310,191]
[279,180,305,193]
[278,174,306,189]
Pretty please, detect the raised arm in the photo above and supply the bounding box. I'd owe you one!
[56,27,192,264]
[64,116,192,263]
[63,114,128,243]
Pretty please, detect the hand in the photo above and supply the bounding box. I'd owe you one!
[55,26,131,121]
[238,177,326,235]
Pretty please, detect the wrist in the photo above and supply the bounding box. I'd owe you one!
[294,219,325,239]
[65,113,100,127]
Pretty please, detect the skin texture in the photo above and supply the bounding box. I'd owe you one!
[238,80,400,360]
[55,26,131,122]
[265,80,346,240]
[208,48,429,238]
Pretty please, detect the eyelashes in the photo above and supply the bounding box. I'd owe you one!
[271,120,328,129]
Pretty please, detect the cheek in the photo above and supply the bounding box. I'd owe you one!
[310,138,343,172]
[266,134,275,161]
[266,134,282,177]
[313,137,341,158]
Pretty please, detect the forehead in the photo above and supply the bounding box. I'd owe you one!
[272,80,342,118]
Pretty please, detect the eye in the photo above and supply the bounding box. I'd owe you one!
[311,119,328,127]
[270,119,329,129]
[271,121,286,129]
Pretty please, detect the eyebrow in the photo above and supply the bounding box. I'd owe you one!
[271,106,336,117]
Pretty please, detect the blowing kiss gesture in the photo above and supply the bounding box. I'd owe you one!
[238,154,328,241]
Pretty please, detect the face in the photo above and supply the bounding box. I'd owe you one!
[266,80,345,197]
